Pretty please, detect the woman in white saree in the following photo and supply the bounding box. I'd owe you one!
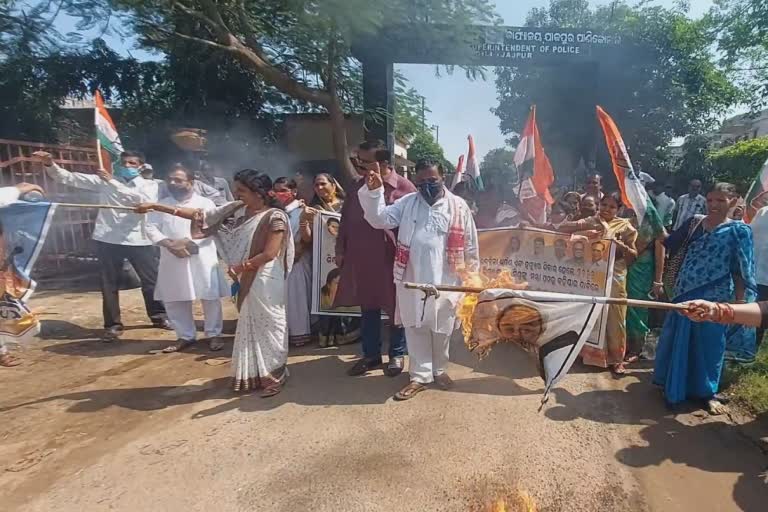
[139,170,294,397]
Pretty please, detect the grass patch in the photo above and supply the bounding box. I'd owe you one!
[722,340,768,415]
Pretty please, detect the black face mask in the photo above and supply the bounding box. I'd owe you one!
[417,180,444,203]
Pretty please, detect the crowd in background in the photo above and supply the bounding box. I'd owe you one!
[2,146,760,413]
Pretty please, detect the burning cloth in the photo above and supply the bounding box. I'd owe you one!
[466,288,604,398]
[0,201,56,343]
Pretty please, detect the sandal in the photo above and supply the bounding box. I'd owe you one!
[624,355,640,364]
[208,338,224,352]
[260,372,287,398]
[0,353,21,367]
[161,339,196,353]
[394,381,426,401]
[611,363,627,376]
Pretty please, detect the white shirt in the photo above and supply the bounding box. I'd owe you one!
[359,186,479,334]
[45,163,158,245]
[653,192,676,226]
[673,193,707,231]
[751,206,768,286]
[145,193,229,302]
[0,187,20,207]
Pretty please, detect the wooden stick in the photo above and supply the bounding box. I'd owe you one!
[53,203,137,211]
[96,138,105,170]
[403,282,688,311]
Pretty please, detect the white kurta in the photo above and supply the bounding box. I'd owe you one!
[145,193,229,302]
[358,187,479,335]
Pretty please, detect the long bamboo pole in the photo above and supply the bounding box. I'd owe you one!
[53,203,137,211]
[403,282,688,311]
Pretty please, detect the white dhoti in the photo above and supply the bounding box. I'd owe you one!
[405,326,451,384]
[165,300,224,341]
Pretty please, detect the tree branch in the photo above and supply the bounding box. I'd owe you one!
[172,31,238,53]
[171,1,220,30]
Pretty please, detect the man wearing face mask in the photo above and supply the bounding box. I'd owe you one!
[145,164,229,353]
[335,141,416,378]
[32,150,169,340]
[358,159,479,401]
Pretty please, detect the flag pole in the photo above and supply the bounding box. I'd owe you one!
[403,282,688,311]
[96,138,105,171]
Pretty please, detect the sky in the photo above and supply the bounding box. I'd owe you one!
[57,0,716,161]
[397,0,716,163]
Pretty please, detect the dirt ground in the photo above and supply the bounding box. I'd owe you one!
[1,281,767,511]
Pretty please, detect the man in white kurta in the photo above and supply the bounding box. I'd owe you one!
[358,160,479,401]
[145,166,228,351]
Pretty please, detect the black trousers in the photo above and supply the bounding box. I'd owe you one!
[756,285,768,349]
[96,241,166,328]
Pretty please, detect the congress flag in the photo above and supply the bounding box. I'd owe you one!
[0,201,57,343]
[596,105,652,226]
[464,135,484,191]
[513,106,555,224]
[467,289,604,401]
[95,90,124,173]
[451,154,466,190]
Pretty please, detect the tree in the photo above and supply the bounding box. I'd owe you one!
[479,147,517,188]
[493,0,741,185]
[407,131,453,173]
[79,0,498,182]
[394,72,429,143]
[674,134,716,185]
[711,0,768,109]
[709,137,768,191]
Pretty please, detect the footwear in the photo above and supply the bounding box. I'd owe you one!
[394,381,426,401]
[102,325,124,342]
[161,338,196,353]
[153,319,173,330]
[208,337,224,352]
[0,353,21,367]
[434,373,454,390]
[347,357,382,376]
[384,356,405,377]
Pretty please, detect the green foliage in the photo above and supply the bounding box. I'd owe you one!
[710,0,768,109]
[394,72,429,142]
[721,338,768,415]
[494,0,742,182]
[709,136,768,190]
[674,134,716,184]
[407,131,453,173]
[479,147,517,188]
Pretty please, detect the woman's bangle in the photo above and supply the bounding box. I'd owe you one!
[172,208,179,216]
[653,281,663,287]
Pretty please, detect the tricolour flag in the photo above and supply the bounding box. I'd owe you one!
[0,201,57,343]
[451,154,466,190]
[596,105,651,226]
[513,106,555,224]
[95,90,124,173]
[463,135,484,191]
[744,156,768,223]
[467,288,605,402]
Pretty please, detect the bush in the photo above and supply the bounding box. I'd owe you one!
[709,137,768,192]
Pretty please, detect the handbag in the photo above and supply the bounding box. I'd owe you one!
[662,215,705,296]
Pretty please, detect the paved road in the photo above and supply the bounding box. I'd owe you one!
[0,288,766,511]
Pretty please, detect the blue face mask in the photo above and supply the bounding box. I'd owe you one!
[113,165,140,180]
[417,180,444,203]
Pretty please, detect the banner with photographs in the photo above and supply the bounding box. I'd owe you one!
[311,211,361,317]
[477,227,616,351]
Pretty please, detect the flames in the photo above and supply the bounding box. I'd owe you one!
[490,491,537,512]
[457,270,528,354]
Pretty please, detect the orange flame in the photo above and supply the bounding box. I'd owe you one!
[476,490,537,512]
[458,270,528,354]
